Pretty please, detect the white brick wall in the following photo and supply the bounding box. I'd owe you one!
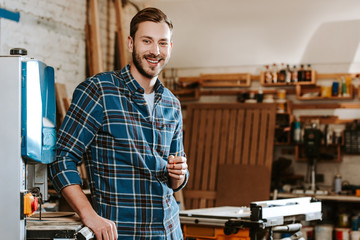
[0,0,144,95]
[0,0,86,96]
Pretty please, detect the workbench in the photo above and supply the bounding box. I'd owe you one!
[26,212,85,240]
[180,197,322,240]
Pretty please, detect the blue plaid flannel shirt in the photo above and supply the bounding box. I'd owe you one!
[49,65,188,239]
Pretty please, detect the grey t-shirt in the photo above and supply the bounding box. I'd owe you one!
[144,91,155,116]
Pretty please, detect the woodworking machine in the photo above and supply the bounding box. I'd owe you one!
[0,49,56,239]
[225,197,322,239]
[0,49,90,239]
[180,197,322,240]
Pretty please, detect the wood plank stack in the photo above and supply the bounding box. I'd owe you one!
[86,0,104,76]
[86,0,128,75]
[114,0,128,69]
[55,83,71,124]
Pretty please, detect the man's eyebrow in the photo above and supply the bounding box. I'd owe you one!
[140,35,152,39]
[140,35,170,42]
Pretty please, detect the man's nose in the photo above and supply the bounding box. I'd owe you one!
[150,43,160,55]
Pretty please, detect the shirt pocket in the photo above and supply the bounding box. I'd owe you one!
[153,119,177,156]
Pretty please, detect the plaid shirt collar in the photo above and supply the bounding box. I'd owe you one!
[120,64,165,98]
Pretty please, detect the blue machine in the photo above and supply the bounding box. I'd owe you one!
[21,59,56,164]
[0,49,57,239]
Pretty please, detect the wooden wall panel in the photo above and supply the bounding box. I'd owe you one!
[183,103,277,209]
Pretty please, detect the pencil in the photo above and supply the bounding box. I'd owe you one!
[174,152,177,165]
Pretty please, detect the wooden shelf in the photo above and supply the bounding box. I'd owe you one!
[173,88,200,101]
[200,73,251,87]
[294,72,359,100]
[296,84,354,100]
[260,70,316,86]
[177,76,200,88]
[295,144,342,162]
[293,115,347,162]
[316,73,359,80]
[298,115,354,124]
[292,103,360,110]
[200,89,276,96]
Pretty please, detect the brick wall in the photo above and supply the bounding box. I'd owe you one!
[0,0,144,96]
[0,0,86,95]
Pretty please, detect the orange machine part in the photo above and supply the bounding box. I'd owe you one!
[183,225,250,240]
[24,193,38,217]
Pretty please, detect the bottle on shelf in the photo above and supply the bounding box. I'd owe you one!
[298,64,305,82]
[272,63,278,83]
[291,65,298,83]
[345,76,352,96]
[293,120,302,143]
[264,65,273,84]
[256,87,264,103]
[327,126,334,144]
[341,77,348,97]
[278,63,286,83]
[285,64,292,84]
[332,81,339,96]
[334,173,342,194]
[305,64,312,82]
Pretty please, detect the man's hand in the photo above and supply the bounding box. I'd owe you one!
[61,185,118,240]
[80,210,117,240]
[167,154,188,189]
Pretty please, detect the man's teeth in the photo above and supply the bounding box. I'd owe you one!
[147,59,159,63]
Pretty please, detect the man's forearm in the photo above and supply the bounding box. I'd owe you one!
[61,185,118,240]
[61,184,97,220]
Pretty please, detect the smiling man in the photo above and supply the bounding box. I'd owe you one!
[49,7,188,240]
[129,20,172,86]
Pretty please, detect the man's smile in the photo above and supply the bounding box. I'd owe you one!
[145,56,162,66]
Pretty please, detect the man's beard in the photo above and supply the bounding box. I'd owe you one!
[132,47,168,79]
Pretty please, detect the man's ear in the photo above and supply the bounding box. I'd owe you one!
[127,36,133,53]
[169,41,173,52]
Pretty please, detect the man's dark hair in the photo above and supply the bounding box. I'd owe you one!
[130,7,173,39]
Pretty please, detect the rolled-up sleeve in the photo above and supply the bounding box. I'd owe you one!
[49,77,103,193]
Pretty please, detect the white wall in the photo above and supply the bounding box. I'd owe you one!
[148,0,360,72]
[147,0,360,189]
